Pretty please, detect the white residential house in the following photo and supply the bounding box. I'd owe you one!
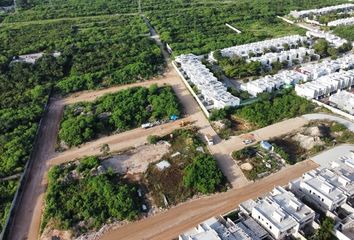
[175,54,240,109]
[328,17,354,27]
[290,4,354,19]
[250,198,299,239]
[179,216,261,240]
[220,35,307,59]
[248,47,316,68]
[306,30,347,48]
[289,169,348,211]
[329,91,354,115]
[269,186,316,229]
[240,186,315,239]
[295,69,354,99]
[243,70,307,97]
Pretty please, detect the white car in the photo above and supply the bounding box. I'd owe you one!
[243,139,253,145]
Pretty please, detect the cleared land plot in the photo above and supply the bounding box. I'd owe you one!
[269,120,354,164]
[101,142,170,178]
[144,128,227,208]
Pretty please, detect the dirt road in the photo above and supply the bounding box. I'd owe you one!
[7,98,64,240]
[50,117,192,166]
[99,160,319,240]
[63,71,176,105]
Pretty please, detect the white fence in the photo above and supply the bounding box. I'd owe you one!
[312,99,354,122]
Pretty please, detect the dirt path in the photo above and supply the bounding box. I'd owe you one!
[7,98,64,240]
[50,117,191,166]
[63,71,176,105]
[99,160,319,240]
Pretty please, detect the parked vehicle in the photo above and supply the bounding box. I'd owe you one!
[205,134,214,145]
[141,123,153,129]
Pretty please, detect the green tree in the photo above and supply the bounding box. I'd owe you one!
[314,39,330,57]
[183,154,223,194]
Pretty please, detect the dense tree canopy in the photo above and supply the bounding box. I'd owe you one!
[235,91,315,127]
[59,85,181,147]
[183,154,224,194]
[42,158,140,233]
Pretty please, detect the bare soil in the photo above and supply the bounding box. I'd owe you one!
[101,142,170,178]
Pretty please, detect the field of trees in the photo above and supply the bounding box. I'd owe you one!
[234,91,315,128]
[41,156,141,235]
[3,0,139,22]
[143,0,346,55]
[334,25,354,42]
[0,15,164,93]
[59,85,181,147]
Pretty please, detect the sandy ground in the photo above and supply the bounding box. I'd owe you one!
[98,160,319,240]
[101,142,170,176]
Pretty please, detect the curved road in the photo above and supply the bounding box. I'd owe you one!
[303,113,354,132]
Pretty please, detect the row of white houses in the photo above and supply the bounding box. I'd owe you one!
[329,90,354,115]
[175,54,240,109]
[290,3,354,19]
[241,70,306,97]
[242,54,354,97]
[328,17,354,27]
[248,47,317,68]
[180,152,354,240]
[306,30,347,48]
[295,69,354,99]
[220,35,307,59]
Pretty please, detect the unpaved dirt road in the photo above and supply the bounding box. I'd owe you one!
[8,98,64,240]
[99,160,318,240]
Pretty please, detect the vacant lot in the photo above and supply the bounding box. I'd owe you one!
[102,142,170,179]
[144,128,226,207]
[269,120,354,164]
